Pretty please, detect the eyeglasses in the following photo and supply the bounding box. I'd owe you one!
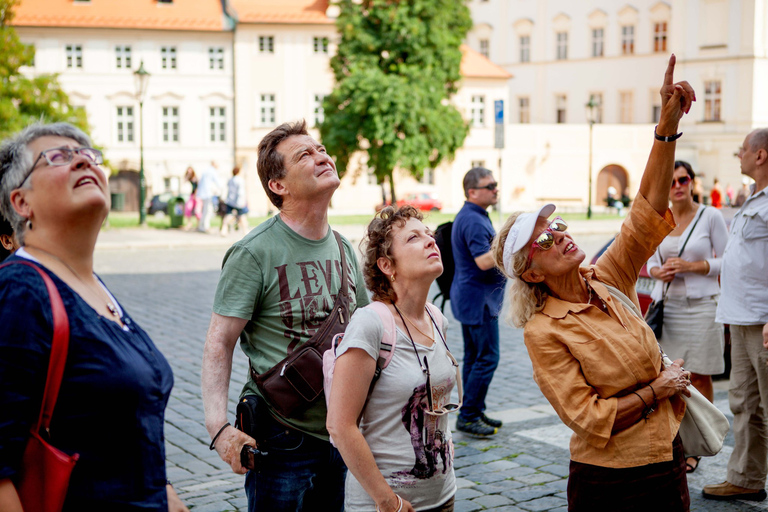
[471,182,497,191]
[423,351,463,416]
[18,146,103,188]
[527,216,568,265]
[671,176,691,188]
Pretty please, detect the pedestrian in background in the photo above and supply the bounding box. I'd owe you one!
[220,166,248,236]
[196,161,222,233]
[710,177,723,208]
[183,166,201,231]
[734,178,750,207]
[328,205,457,512]
[202,120,369,511]
[0,122,186,511]
[703,128,768,501]
[491,56,695,511]
[647,159,728,474]
[450,167,505,436]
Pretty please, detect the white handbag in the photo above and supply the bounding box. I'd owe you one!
[603,282,730,456]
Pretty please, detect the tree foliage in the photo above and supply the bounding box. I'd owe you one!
[0,0,89,139]
[319,0,472,201]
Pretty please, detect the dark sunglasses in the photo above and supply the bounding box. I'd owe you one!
[671,176,691,188]
[471,183,497,191]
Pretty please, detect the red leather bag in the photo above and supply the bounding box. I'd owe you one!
[3,261,79,512]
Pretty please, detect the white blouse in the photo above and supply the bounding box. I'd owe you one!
[646,205,729,301]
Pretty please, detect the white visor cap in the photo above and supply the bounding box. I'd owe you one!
[502,203,556,276]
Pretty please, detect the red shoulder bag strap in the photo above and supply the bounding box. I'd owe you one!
[0,260,70,433]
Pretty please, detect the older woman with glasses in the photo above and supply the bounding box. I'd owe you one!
[490,57,696,511]
[0,123,186,511]
[327,205,459,512]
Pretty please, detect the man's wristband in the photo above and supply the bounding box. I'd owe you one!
[654,125,683,142]
[209,422,231,450]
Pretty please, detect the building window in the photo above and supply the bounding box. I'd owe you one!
[209,107,226,142]
[161,46,177,69]
[116,106,134,143]
[654,22,667,52]
[621,26,635,55]
[590,93,603,123]
[704,80,722,121]
[115,45,131,69]
[556,32,568,60]
[619,91,633,123]
[592,28,604,57]
[162,106,180,142]
[556,95,567,123]
[259,36,274,54]
[208,47,224,70]
[519,97,530,123]
[313,94,326,126]
[519,35,530,63]
[471,95,485,127]
[259,94,276,125]
[421,168,435,185]
[65,44,82,69]
[313,37,329,54]
[652,104,661,123]
[479,39,490,59]
[471,160,485,169]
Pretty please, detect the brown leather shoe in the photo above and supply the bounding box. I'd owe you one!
[702,481,767,501]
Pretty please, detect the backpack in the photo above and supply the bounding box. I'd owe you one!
[432,221,454,312]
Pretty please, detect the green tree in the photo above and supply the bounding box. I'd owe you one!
[319,0,472,203]
[0,0,89,139]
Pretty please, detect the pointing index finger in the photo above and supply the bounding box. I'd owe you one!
[663,54,676,86]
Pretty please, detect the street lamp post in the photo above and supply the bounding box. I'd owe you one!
[133,61,150,225]
[585,96,598,220]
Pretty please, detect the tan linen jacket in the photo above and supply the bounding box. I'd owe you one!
[523,194,685,468]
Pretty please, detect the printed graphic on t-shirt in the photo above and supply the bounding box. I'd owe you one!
[393,380,455,483]
[275,259,357,350]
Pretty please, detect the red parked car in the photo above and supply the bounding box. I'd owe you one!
[396,193,443,212]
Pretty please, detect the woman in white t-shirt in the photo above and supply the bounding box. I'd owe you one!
[327,205,459,512]
[647,160,729,473]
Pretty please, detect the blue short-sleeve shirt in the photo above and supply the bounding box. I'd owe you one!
[0,255,174,510]
[450,202,506,325]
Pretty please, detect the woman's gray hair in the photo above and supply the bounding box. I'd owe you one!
[0,122,92,245]
[491,211,548,328]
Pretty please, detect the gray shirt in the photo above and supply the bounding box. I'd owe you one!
[716,184,768,325]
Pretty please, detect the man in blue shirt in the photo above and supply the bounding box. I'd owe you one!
[451,167,506,436]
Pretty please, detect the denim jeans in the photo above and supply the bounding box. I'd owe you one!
[458,308,500,422]
[244,409,346,512]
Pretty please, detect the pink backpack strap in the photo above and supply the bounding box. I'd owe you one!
[366,301,396,374]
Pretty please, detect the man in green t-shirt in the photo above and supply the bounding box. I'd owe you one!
[201,120,369,511]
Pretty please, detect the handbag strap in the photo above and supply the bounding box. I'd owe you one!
[0,260,70,432]
[659,206,707,299]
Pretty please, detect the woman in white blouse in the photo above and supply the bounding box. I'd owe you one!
[647,160,729,472]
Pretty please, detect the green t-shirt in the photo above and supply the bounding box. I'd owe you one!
[213,215,370,439]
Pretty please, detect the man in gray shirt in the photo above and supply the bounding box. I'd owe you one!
[703,128,768,501]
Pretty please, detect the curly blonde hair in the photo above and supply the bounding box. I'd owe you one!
[362,205,424,303]
[491,212,548,328]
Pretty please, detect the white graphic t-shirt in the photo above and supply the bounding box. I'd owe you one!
[336,306,457,511]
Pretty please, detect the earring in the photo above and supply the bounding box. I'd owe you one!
[26,219,32,231]
[390,275,395,282]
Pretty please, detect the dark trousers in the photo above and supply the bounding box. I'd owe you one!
[567,434,689,512]
[458,308,500,422]
[244,410,346,512]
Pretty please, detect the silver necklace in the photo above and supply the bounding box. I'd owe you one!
[583,276,607,310]
[27,246,120,317]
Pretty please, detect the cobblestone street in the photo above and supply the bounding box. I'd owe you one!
[95,242,764,512]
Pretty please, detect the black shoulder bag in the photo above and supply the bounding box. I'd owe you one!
[251,231,351,419]
[645,207,706,339]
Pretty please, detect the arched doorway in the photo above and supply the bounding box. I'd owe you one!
[596,165,629,206]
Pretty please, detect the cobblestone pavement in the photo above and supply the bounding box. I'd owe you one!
[95,246,764,512]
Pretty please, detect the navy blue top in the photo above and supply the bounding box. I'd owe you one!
[0,255,174,510]
[449,202,506,325]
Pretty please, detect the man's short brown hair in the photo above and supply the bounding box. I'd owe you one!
[257,120,309,209]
